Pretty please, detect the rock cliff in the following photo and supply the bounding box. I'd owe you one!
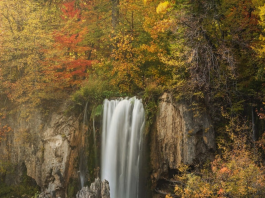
[151,93,215,184]
[76,178,110,198]
[0,104,82,197]
[0,93,215,197]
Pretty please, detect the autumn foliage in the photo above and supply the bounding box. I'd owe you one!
[171,137,265,198]
[1,0,265,196]
[0,0,264,105]
[44,1,92,89]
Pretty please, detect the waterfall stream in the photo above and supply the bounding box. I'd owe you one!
[101,97,145,198]
[79,101,89,188]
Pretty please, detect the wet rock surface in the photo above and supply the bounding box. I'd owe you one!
[76,178,110,198]
[151,93,215,183]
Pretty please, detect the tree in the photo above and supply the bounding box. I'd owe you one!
[254,1,265,58]
[43,1,92,90]
[0,0,54,108]
[104,0,174,93]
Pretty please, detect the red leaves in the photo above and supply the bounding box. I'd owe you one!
[61,1,81,20]
[47,59,92,81]
[43,0,93,89]
[67,59,92,71]
[53,27,88,49]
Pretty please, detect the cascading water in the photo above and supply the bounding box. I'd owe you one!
[92,118,98,168]
[101,97,145,198]
[79,102,88,188]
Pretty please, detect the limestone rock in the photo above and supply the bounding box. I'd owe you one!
[38,192,52,198]
[0,103,82,198]
[76,178,110,198]
[151,93,215,182]
[101,180,110,198]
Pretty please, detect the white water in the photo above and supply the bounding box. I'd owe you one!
[101,97,145,198]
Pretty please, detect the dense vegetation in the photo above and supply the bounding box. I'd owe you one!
[1,0,265,197]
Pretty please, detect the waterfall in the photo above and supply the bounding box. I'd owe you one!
[79,101,89,188]
[101,97,145,198]
[92,118,98,168]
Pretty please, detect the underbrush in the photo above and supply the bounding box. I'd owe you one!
[167,135,265,198]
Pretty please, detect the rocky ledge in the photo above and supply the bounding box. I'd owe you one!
[76,178,110,198]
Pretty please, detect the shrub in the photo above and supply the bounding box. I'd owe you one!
[174,137,265,198]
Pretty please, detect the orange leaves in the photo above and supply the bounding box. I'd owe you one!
[61,1,81,20]
[219,166,231,175]
[209,143,265,197]
[44,58,92,87]
[53,27,88,49]
[43,0,93,90]
[54,33,80,47]
[176,140,265,198]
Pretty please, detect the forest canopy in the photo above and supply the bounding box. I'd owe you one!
[0,0,264,106]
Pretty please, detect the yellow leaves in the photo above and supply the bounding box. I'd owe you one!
[253,4,265,58]
[173,138,265,198]
[144,17,172,42]
[0,0,60,115]
[174,185,183,195]
[112,34,135,63]
[143,0,156,5]
[150,19,172,40]
[180,174,213,198]
[156,1,171,14]
[259,4,265,23]
[140,43,158,53]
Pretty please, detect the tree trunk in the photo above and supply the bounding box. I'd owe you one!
[112,0,119,30]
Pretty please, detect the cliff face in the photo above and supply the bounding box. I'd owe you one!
[0,104,82,197]
[0,94,215,197]
[151,93,215,184]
